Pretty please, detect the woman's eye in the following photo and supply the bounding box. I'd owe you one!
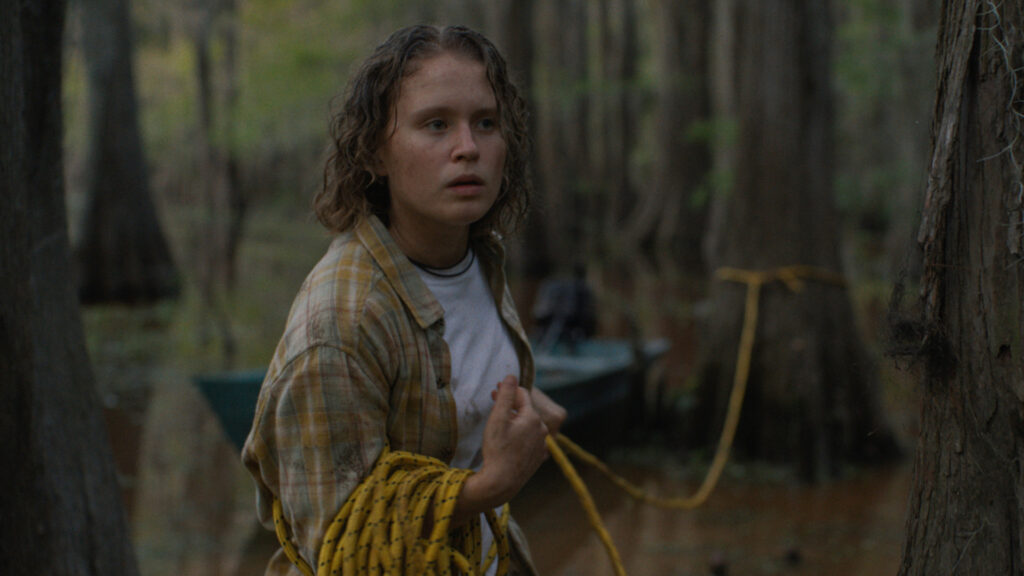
[478,118,497,130]
[426,119,447,131]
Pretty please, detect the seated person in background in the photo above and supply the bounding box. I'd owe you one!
[532,264,597,352]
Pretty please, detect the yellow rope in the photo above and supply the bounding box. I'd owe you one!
[271,265,845,576]
[273,447,510,576]
[538,265,847,576]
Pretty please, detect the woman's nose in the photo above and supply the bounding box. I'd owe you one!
[451,122,480,161]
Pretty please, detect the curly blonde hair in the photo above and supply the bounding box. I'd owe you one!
[314,25,531,240]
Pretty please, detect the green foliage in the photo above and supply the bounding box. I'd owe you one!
[835,0,902,107]
[64,0,420,205]
[684,116,737,208]
[71,0,936,391]
[233,0,368,157]
[686,116,736,150]
[61,41,88,172]
[833,0,936,229]
[135,40,199,154]
[70,0,419,378]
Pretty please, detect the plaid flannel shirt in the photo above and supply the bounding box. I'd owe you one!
[242,215,538,575]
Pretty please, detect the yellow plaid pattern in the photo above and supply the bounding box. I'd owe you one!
[242,216,537,575]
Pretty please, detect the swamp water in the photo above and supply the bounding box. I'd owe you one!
[102,371,911,576]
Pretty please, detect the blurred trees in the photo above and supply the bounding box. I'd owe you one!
[0,0,139,573]
[535,0,591,271]
[65,0,940,284]
[882,0,937,277]
[835,0,938,280]
[76,0,179,303]
[594,0,640,260]
[484,0,552,280]
[897,1,1024,573]
[61,0,942,463]
[187,0,246,363]
[626,0,709,271]
[695,1,900,480]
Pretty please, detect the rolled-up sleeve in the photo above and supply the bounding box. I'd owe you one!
[243,342,390,569]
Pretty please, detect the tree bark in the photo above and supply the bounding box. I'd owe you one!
[485,0,552,281]
[0,2,39,570]
[696,0,900,480]
[0,0,140,573]
[192,0,244,365]
[536,0,584,273]
[625,0,710,270]
[76,0,180,304]
[597,0,642,261]
[898,1,1024,573]
[556,0,591,270]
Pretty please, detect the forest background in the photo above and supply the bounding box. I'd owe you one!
[55,0,943,574]
[65,0,934,371]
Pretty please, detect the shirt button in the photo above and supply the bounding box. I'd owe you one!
[436,377,447,389]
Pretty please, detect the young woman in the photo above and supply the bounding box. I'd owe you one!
[242,25,565,575]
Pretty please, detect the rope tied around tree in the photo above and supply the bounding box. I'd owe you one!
[271,265,847,576]
[543,265,848,575]
[710,264,848,483]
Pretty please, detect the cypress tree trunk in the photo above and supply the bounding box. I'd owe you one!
[597,0,641,260]
[696,0,900,480]
[535,0,590,273]
[0,0,140,573]
[76,0,179,303]
[898,2,1024,573]
[626,0,710,270]
[0,3,39,569]
[486,0,553,281]
[191,0,244,364]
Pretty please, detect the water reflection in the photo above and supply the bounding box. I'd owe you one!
[513,453,909,576]
[104,364,910,576]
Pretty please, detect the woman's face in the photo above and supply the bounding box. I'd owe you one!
[375,51,506,245]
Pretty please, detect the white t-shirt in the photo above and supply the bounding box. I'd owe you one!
[415,249,519,575]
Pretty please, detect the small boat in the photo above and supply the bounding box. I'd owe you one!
[195,338,670,451]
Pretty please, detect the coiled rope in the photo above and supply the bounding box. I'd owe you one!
[273,265,845,576]
[273,448,510,576]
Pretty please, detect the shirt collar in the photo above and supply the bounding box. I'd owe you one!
[356,215,445,329]
[355,216,510,331]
